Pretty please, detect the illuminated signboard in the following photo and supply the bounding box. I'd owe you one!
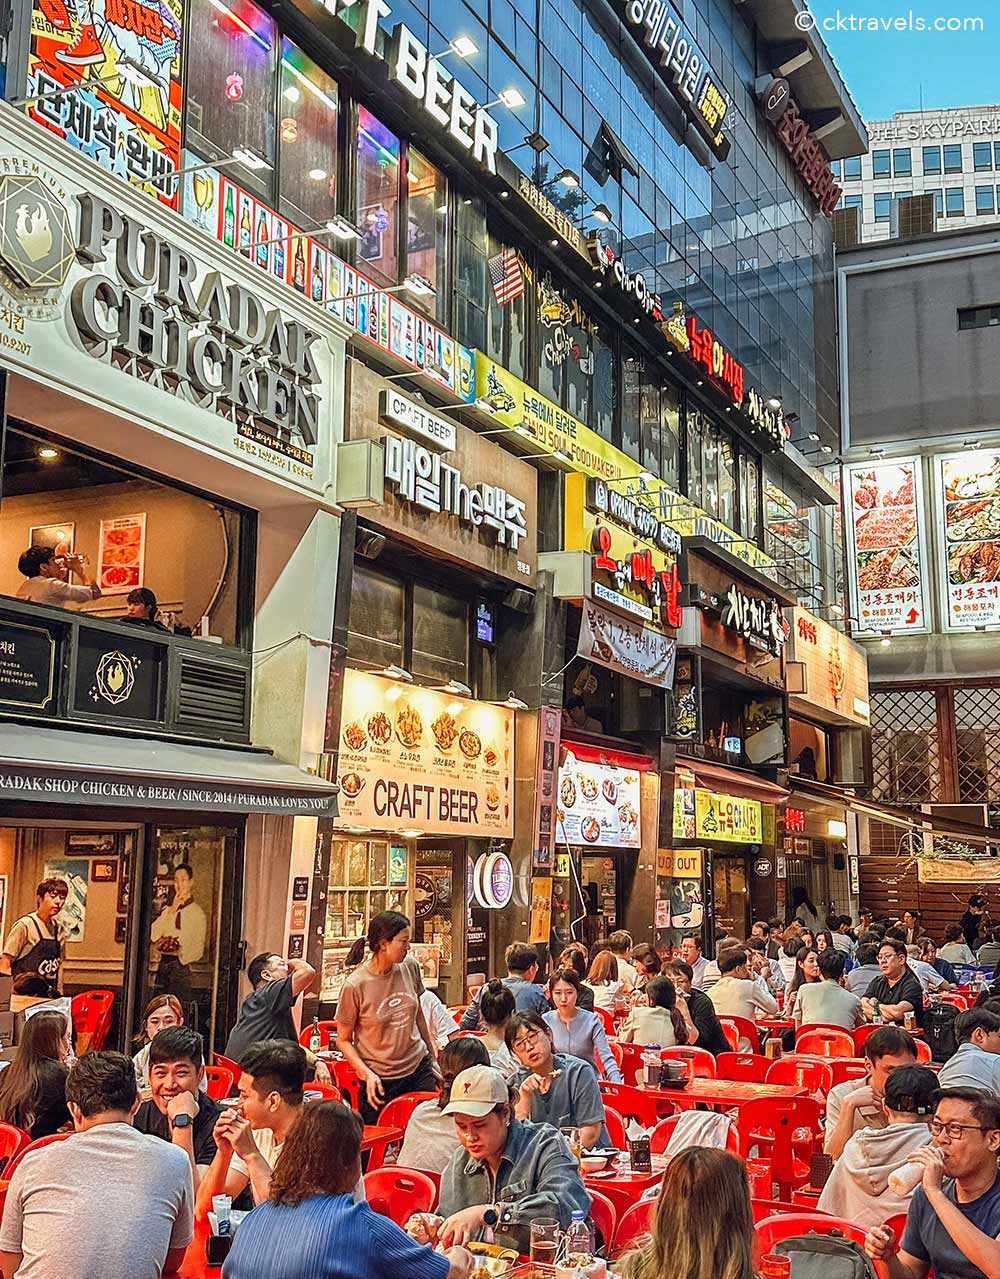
[517,175,591,261]
[935,448,1000,632]
[588,236,664,320]
[785,807,806,833]
[844,458,929,635]
[687,315,744,405]
[758,79,842,218]
[616,0,731,160]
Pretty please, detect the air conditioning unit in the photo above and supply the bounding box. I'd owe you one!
[832,205,861,249]
[892,193,936,238]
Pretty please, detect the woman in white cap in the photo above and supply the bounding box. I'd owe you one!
[406,1064,591,1255]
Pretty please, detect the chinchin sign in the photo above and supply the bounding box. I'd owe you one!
[69,194,321,466]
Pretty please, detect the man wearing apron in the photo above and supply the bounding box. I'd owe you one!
[0,877,68,989]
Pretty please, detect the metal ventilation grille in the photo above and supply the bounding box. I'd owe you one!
[177,658,248,731]
[955,686,1000,802]
[870,689,940,804]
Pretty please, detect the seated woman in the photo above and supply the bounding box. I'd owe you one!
[398,1038,489,1174]
[409,1064,592,1256]
[543,967,622,1082]
[555,949,594,1011]
[478,981,517,1078]
[785,945,821,1020]
[630,946,662,995]
[583,951,627,1013]
[0,1009,71,1139]
[222,1100,474,1279]
[506,1012,608,1149]
[617,976,690,1047]
[132,994,208,1098]
[618,1147,756,1279]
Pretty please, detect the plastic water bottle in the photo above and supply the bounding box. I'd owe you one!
[565,1210,594,1261]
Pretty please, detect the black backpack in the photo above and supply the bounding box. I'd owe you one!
[773,1231,877,1279]
[923,1001,961,1062]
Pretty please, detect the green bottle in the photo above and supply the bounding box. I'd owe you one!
[223,186,235,248]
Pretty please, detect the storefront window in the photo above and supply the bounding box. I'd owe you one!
[455,199,488,353]
[739,451,761,542]
[485,234,528,382]
[624,351,680,486]
[0,426,247,647]
[702,418,720,518]
[536,274,607,435]
[685,407,704,509]
[277,39,338,228]
[325,837,402,942]
[186,0,276,197]
[412,583,468,685]
[717,429,736,529]
[405,150,447,320]
[347,562,405,669]
[765,472,820,601]
[356,106,400,287]
[348,562,469,685]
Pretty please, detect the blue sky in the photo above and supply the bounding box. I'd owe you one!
[803,0,999,122]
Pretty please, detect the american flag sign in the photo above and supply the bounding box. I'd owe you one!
[488,248,524,305]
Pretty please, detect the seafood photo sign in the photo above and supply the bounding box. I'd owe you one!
[845,458,929,634]
[335,670,514,838]
[936,450,1000,631]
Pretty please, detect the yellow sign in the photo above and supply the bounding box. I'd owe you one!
[336,670,514,837]
[694,789,762,843]
[659,848,704,878]
[529,876,553,942]
[475,354,776,572]
[553,852,570,878]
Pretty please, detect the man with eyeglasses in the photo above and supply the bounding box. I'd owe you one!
[865,1087,1000,1279]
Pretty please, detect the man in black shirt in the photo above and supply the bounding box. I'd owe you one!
[861,938,926,1028]
[662,959,730,1054]
[224,951,315,1062]
[134,1025,220,1188]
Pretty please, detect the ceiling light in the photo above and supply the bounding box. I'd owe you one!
[555,167,580,187]
[463,197,472,205]
[498,88,525,109]
[473,397,498,414]
[807,432,821,442]
[308,167,327,180]
[341,825,371,835]
[499,189,510,199]
[880,632,892,647]
[696,379,703,386]
[549,238,558,247]
[37,446,59,460]
[232,146,272,172]
[450,35,478,56]
[591,203,613,223]
[397,828,425,838]
[820,444,833,454]
[380,664,413,683]
[515,425,533,436]
[436,203,448,213]
[501,692,528,709]
[437,680,473,696]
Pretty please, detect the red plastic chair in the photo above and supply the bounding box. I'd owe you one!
[938,993,970,1011]
[738,1097,824,1200]
[719,1016,760,1052]
[853,1023,921,1054]
[204,1065,235,1101]
[446,1006,468,1018]
[332,1059,364,1110]
[795,1028,856,1058]
[297,1020,338,1050]
[0,1124,30,1176]
[3,1132,72,1182]
[765,1056,834,1097]
[606,1040,624,1067]
[377,1092,437,1135]
[716,1052,770,1083]
[915,1038,932,1063]
[612,1198,654,1255]
[303,1081,342,1101]
[588,1188,617,1252]
[612,1042,646,1085]
[598,1082,661,1128]
[213,1052,241,1078]
[603,1105,627,1149]
[756,1212,868,1251]
[71,990,115,1051]
[751,1199,832,1223]
[719,1020,740,1051]
[828,1058,869,1087]
[650,1113,738,1155]
[661,1046,716,1079]
[363,1167,437,1224]
[594,1008,616,1037]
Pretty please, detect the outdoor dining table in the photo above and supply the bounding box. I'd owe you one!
[582,1152,667,1198]
[636,1077,807,1112]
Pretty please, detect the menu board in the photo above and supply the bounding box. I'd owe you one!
[694,790,761,843]
[336,670,513,838]
[556,748,642,849]
[27,0,183,207]
[98,513,145,594]
[937,450,1000,630]
[845,459,928,634]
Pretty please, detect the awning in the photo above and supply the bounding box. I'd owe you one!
[678,757,791,806]
[0,722,339,817]
[791,776,997,848]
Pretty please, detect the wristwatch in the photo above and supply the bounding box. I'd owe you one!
[483,1208,499,1229]
[171,1113,193,1130]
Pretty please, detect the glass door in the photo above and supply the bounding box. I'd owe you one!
[711,855,749,939]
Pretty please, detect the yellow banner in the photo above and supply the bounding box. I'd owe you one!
[659,848,704,878]
[529,877,553,943]
[694,789,762,843]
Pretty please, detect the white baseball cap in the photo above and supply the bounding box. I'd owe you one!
[441,1065,509,1117]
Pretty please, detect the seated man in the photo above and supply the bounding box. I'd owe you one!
[0,1051,192,1279]
[862,939,925,1028]
[847,943,883,995]
[938,1010,1000,1095]
[414,1064,592,1255]
[133,1025,220,1188]
[707,947,778,1036]
[819,1065,937,1226]
[907,945,953,996]
[661,960,729,1055]
[16,545,100,609]
[506,1012,607,1149]
[459,944,548,1031]
[795,948,866,1030]
[865,1087,1000,1279]
[196,1038,307,1219]
[224,950,316,1062]
[825,1025,919,1158]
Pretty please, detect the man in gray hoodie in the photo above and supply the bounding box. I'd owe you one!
[819,1065,937,1227]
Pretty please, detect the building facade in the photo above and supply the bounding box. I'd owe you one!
[840,106,1000,241]
[838,223,1000,934]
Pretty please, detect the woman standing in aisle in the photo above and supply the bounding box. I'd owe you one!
[543,968,622,1081]
[336,911,438,1122]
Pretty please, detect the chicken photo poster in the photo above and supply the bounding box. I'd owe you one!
[98,513,146,594]
[846,459,928,633]
[937,450,1000,630]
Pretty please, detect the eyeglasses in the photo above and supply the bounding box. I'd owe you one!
[930,1119,995,1139]
[512,1031,544,1051]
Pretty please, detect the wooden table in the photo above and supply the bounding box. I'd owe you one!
[637,1078,806,1110]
